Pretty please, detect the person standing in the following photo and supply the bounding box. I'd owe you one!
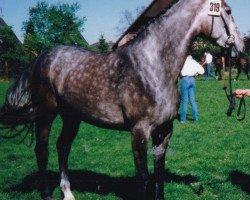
[202,51,218,80]
[180,55,205,123]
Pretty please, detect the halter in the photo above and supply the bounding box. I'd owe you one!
[209,1,246,120]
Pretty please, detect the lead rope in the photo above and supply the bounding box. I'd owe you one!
[226,45,236,116]
[219,13,247,120]
[237,97,246,121]
[225,44,246,121]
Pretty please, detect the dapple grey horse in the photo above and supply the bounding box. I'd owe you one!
[0,0,244,199]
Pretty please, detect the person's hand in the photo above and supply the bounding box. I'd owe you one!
[234,89,248,99]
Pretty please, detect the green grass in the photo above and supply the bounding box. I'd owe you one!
[0,75,250,200]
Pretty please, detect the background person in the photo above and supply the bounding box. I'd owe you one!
[180,55,205,123]
[202,51,218,80]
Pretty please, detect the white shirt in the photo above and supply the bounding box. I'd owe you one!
[205,52,213,64]
[181,55,205,77]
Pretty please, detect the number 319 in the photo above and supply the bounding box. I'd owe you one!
[210,3,220,12]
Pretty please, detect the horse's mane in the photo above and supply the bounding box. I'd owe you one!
[137,0,180,33]
[121,0,203,49]
[119,0,180,48]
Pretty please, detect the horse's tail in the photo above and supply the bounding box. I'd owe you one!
[0,69,38,142]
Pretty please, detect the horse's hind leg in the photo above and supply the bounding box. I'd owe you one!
[152,121,173,200]
[35,113,56,200]
[57,112,81,200]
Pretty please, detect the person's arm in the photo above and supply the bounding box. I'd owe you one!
[200,55,206,67]
[201,56,207,67]
[234,89,250,99]
[201,60,206,67]
[193,59,205,75]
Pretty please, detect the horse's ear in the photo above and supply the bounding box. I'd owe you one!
[219,0,225,5]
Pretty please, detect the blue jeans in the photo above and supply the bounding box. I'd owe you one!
[180,76,198,122]
[205,63,217,80]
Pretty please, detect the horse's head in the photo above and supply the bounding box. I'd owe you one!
[201,0,244,54]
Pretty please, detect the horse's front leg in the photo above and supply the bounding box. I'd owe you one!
[131,124,150,199]
[152,121,173,200]
[56,114,81,200]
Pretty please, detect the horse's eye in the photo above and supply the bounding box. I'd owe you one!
[226,9,231,15]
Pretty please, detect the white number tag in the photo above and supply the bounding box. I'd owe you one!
[208,0,222,16]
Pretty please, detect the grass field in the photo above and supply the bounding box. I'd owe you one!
[0,74,250,200]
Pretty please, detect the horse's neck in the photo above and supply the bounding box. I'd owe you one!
[127,0,204,89]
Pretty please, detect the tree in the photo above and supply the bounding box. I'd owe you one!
[192,37,221,60]
[0,25,28,79]
[97,34,110,52]
[23,1,88,60]
[116,6,145,35]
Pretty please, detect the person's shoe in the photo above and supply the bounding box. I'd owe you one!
[180,121,185,124]
[216,76,219,80]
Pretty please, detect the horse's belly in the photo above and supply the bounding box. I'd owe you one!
[85,102,125,125]
[63,94,125,127]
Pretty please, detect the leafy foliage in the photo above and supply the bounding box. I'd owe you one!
[0,25,29,79]
[192,37,222,60]
[23,1,89,59]
[97,34,110,52]
[0,2,88,79]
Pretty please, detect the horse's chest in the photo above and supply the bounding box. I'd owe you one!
[153,88,179,122]
[122,80,179,124]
